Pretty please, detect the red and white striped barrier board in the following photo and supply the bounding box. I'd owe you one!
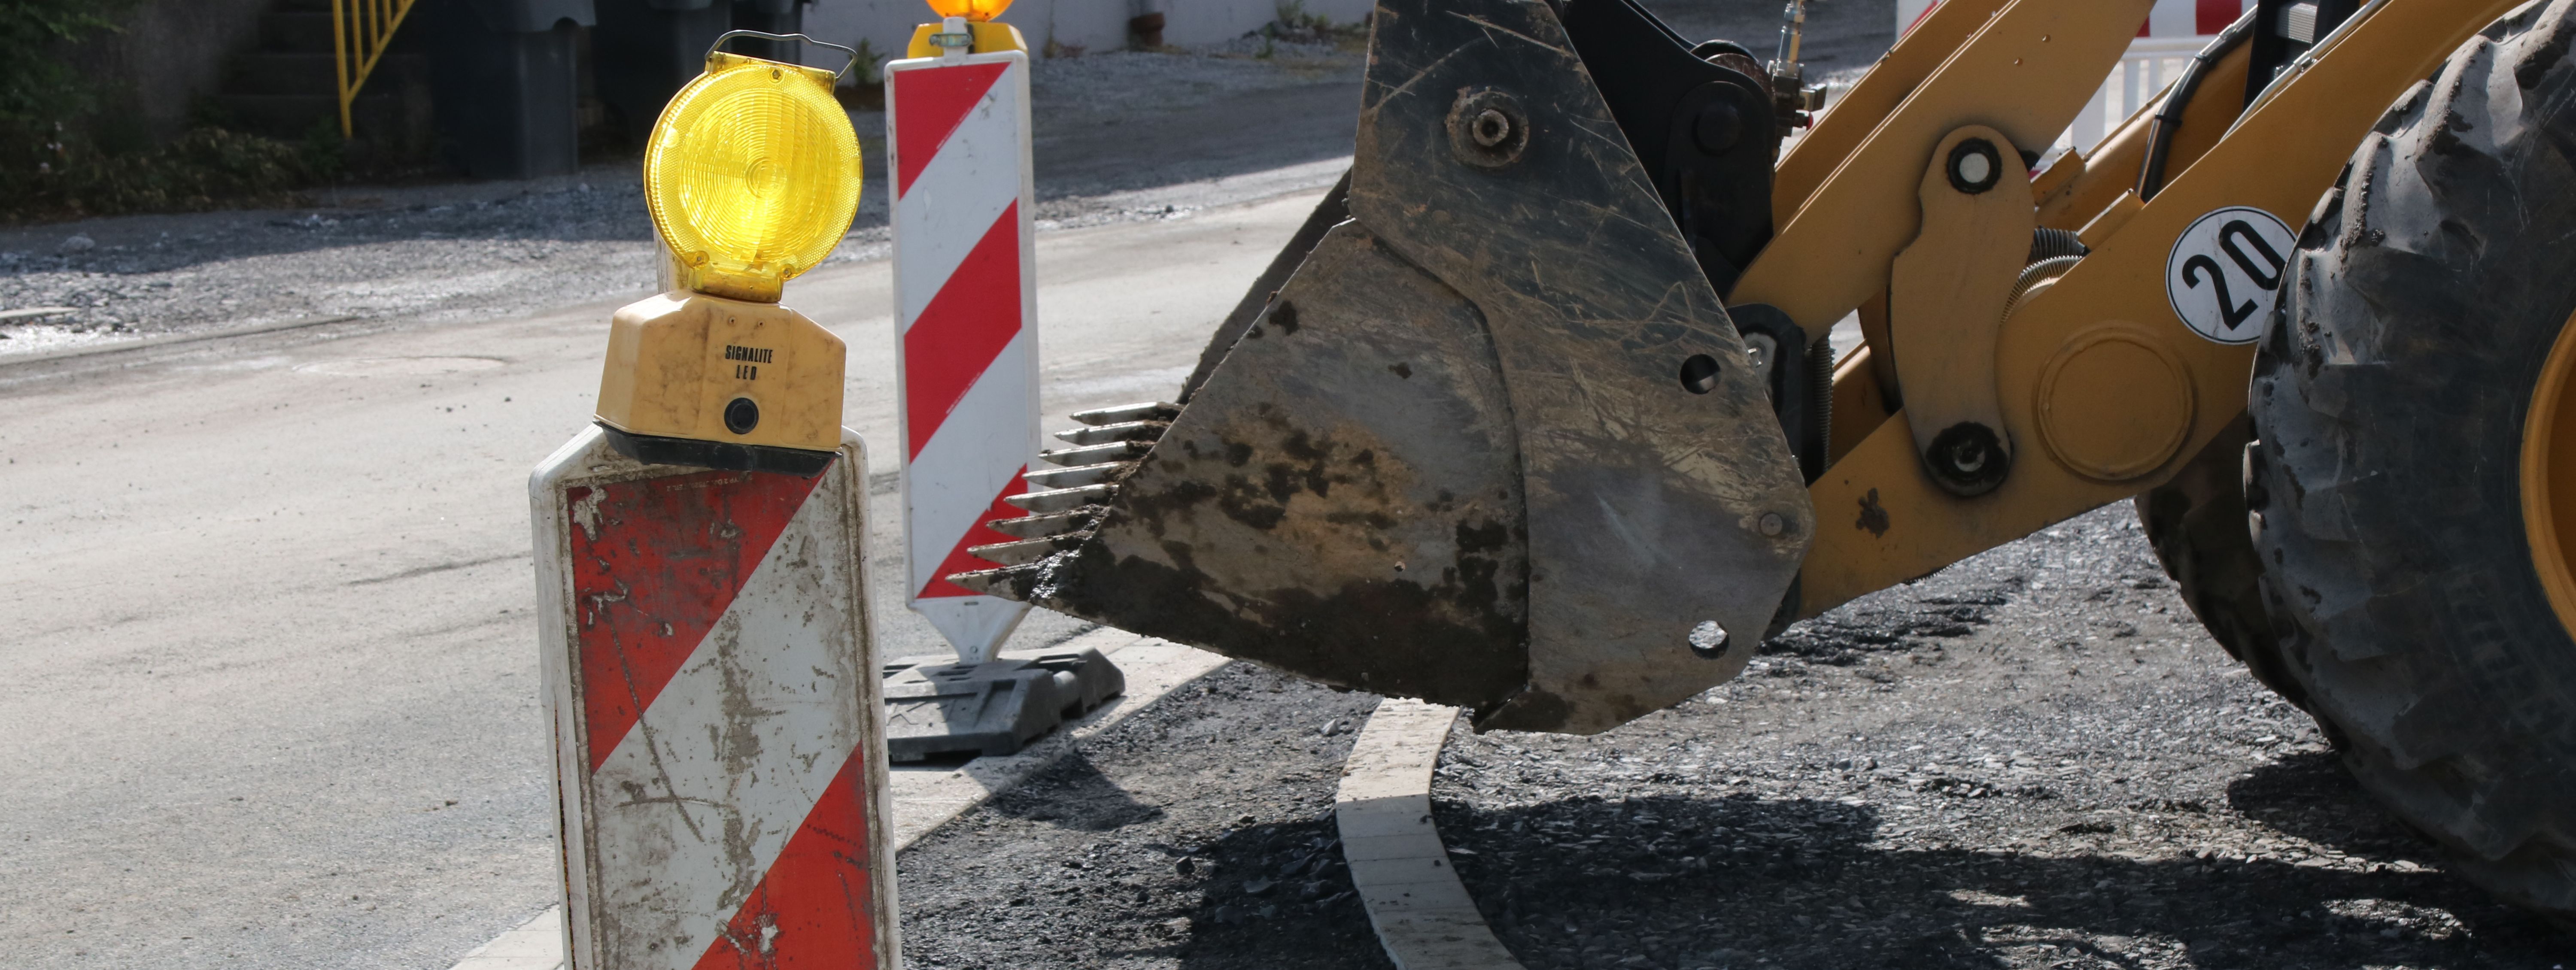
[1900,0,2249,40]
[531,427,897,970]
[885,44,1042,664]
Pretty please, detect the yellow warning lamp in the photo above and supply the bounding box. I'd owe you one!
[596,32,865,474]
[927,0,1012,20]
[907,0,1029,57]
[644,48,860,302]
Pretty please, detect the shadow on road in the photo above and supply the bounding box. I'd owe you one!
[1440,793,2567,969]
[983,752,1173,833]
[2221,750,2431,862]
[1152,815,1394,970]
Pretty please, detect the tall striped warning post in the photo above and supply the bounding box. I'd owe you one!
[529,32,897,970]
[882,8,1124,762]
[888,15,1038,665]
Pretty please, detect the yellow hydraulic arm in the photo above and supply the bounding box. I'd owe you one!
[1761,0,2526,617]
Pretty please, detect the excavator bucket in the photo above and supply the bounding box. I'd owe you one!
[953,0,1817,734]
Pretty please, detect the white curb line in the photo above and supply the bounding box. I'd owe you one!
[447,627,1228,970]
[1336,699,1526,970]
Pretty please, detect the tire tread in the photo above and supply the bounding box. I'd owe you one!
[2250,0,2576,920]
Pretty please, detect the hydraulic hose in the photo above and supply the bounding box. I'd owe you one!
[2138,7,2258,202]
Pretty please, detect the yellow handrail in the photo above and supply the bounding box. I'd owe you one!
[331,0,419,138]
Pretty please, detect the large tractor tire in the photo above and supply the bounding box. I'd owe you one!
[2247,0,2576,922]
[2135,415,2306,707]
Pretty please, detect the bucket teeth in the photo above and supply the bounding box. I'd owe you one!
[1041,439,1153,467]
[969,418,1166,549]
[984,508,1103,539]
[1023,461,1133,490]
[1053,420,1170,446]
[1005,483,1117,512]
[966,534,1091,566]
[943,566,1015,597]
[1069,401,1181,426]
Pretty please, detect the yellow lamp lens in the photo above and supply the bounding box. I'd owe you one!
[643,54,862,302]
[926,0,1012,21]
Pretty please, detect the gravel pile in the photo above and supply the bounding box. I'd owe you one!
[0,180,661,356]
[1434,505,2571,969]
[882,504,2576,969]
[1030,36,1361,110]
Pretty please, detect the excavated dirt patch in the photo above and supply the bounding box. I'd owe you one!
[895,662,1395,969]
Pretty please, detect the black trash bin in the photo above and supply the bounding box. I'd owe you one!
[592,0,812,143]
[591,0,730,143]
[729,0,808,63]
[426,0,597,179]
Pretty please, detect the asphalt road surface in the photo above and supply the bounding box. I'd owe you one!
[1,30,1379,970]
[17,3,2568,969]
[0,187,1336,970]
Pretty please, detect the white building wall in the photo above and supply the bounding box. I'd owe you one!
[805,0,1376,74]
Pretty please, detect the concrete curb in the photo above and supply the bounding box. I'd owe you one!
[1336,699,1526,970]
[444,628,1229,970]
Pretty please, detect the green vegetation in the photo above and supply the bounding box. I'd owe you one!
[1270,0,1335,36]
[0,0,128,125]
[1258,0,1367,58]
[2,0,333,221]
[22,125,337,216]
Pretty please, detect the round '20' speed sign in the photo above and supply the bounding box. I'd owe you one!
[2166,206,2298,345]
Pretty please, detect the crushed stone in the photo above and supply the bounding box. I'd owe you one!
[1436,505,2572,970]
